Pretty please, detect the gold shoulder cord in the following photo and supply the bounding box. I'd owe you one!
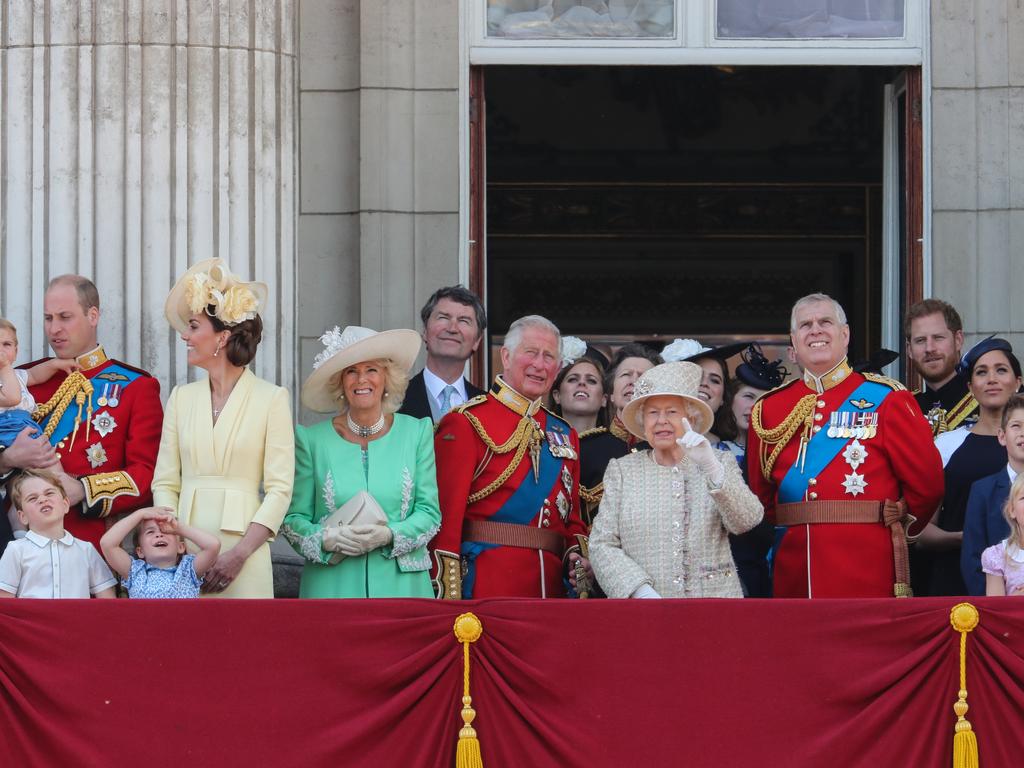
[32,372,93,442]
[862,372,907,391]
[462,411,542,504]
[751,393,817,481]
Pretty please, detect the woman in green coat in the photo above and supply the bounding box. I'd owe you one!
[282,326,440,597]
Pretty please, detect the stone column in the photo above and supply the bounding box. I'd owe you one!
[930,1,1024,350]
[0,0,296,391]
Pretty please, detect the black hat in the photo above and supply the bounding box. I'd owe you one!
[735,344,786,391]
[956,336,1014,378]
[852,349,900,375]
[661,338,747,364]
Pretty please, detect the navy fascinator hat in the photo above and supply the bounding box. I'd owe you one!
[955,336,1016,378]
[735,344,786,391]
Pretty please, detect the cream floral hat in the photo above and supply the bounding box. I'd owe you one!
[301,325,421,413]
[620,361,714,439]
[164,258,268,334]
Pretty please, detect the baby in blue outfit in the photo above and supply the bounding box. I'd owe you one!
[100,507,221,598]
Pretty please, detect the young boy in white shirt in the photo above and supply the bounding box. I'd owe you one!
[0,469,117,598]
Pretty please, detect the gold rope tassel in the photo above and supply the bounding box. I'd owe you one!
[949,603,980,768]
[453,612,484,768]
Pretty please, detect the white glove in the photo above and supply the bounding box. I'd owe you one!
[677,418,725,488]
[631,583,662,599]
[345,524,394,554]
[323,525,364,557]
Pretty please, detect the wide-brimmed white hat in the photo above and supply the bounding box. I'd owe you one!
[165,258,268,334]
[620,361,714,439]
[301,325,421,413]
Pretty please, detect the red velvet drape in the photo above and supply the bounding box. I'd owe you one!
[1,598,1022,767]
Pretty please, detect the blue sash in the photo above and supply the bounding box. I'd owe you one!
[777,380,890,504]
[461,417,568,598]
[39,363,143,446]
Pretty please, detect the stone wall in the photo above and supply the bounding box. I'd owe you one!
[295,0,461,425]
[931,1,1024,351]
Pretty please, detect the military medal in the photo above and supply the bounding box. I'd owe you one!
[86,442,108,469]
[827,412,838,439]
[97,383,109,407]
[556,490,570,522]
[108,384,121,408]
[842,439,868,471]
[562,465,573,495]
[91,410,118,438]
[842,472,867,497]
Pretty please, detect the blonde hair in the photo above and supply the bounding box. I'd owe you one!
[330,358,409,416]
[0,318,17,338]
[1002,473,1024,559]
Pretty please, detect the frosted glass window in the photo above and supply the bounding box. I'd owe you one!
[717,1,904,39]
[486,0,675,38]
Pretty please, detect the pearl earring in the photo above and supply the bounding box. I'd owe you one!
[213,345,221,357]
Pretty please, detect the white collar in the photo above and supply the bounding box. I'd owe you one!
[422,366,466,401]
[1006,542,1024,563]
[1009,464,1019,484]
[25,529,74,548]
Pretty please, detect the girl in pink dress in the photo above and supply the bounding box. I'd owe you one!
[982,473,1024,596]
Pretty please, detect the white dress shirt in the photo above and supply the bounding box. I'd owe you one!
[0,530,117,598]
[422,366,469,415]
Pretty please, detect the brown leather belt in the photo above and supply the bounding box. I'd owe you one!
[776,499,912,597]
[462,520,565,557]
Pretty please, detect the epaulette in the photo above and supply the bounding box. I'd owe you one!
[578,426,608,439]
[540,405,571,430]
[862,372,907,391]
[106,360,153,378]
[16,358,53,371]
[452,394,487,414]
[753,377,800,403]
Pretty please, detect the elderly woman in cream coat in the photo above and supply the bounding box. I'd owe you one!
[590,361,763,599]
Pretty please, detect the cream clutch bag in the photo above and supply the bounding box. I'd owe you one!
[323,491,388,565]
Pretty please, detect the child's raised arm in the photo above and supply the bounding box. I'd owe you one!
[99,507,172,580]
[158,517,221,577]
[0,353,22,408]
[25,358,78,387]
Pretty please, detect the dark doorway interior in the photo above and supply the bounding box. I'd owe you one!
[484,65,900,361]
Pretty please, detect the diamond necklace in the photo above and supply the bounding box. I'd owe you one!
[347,412,385,438]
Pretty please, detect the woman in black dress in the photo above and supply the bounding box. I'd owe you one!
[916,337,1022,595]
[550,338,624,528]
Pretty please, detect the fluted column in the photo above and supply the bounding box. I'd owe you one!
[0,0,296,392]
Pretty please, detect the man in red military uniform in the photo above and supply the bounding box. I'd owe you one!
[747,293,943,597]
[4,275,163,552]
[431,315,592,599]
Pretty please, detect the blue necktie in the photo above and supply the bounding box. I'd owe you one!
[438,384,458,415]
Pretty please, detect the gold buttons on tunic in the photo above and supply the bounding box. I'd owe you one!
[809,492,818,500]
[808,477,817,486]
[817,400,826,408]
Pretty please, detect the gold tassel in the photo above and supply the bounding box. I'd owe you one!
[453,612,484,768]
[949,603,980,768]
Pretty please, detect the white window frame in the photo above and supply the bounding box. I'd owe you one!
[469,0,923,66]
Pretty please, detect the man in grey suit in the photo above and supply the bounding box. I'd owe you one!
[399,286,487,423]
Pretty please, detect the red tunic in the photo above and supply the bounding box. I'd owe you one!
[23,346,163,550]
[747,361,943,598]
[431,378,586,598]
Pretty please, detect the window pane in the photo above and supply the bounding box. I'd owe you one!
[487,0,675,39]
[717,0,904,39]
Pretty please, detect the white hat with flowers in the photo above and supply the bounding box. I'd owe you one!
[301,325,422,413]
[164,258,268,334]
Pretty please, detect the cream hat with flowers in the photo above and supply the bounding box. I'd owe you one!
[165,258,268,334]
[620,361,714,439]
[301,325,421,413]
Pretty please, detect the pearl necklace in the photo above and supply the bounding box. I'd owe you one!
[347,412,385,438]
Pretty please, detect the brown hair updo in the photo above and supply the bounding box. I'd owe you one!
[209,309,263,367]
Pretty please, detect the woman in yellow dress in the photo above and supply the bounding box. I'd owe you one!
[152,259,294,598]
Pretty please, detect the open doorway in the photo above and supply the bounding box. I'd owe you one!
[472,65,920,375]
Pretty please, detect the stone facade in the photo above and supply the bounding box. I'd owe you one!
[931,1,1024,352]
[295,0,460,425]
